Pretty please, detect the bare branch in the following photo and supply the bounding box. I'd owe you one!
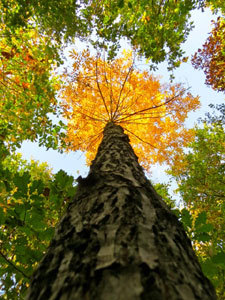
[95,56,110,119]
[124,127,158,149]
[118,90,186,122]
[112,60,134,120]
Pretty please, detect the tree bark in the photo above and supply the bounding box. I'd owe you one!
[26,122,216,300]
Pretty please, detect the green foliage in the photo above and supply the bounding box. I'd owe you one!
[1,0,68,154]
[92,0,198,69]
[0,0,90,43]
[2,0,224,72]
[0,153,76,299]
[0,24,67,152]
[206,0,225,13]
[169,105,225,299]
[175,207,225,299]
[154,182,176,208]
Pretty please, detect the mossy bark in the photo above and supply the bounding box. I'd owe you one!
[26,122,216,300]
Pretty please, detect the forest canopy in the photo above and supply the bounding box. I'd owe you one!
[0,0,224,298]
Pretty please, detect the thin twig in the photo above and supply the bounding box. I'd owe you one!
[118,91,185,122]
[113,61,134,120]
[95,56,110,119]
[0,250,30,279]
[76,109,106,123]
[124,127,158,149]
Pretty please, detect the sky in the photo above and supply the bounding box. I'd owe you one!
[19,8,224,193]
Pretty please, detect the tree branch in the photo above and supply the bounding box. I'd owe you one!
[95,56,110,119]
[0,250,30,279]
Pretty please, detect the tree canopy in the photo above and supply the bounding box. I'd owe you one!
[0,25,66,152]
[2,0,222,70]
[0,0,225,298]
[61,50,200,170]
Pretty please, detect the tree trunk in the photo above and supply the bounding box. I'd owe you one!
[26,122,216,300]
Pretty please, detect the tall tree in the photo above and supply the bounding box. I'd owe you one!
[25,51,216,299]
[26,122,216,299]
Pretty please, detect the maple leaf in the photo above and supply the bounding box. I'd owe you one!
[61,50,200,171]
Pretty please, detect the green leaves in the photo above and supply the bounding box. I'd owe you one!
[169,105,225,298]
[211,252,225,266]
[193,212,213,242]
[195,211,208,226]
[91,0,199,69]
[0,24,67,153]
[0,153,77,298]
[154,183,176,208]
[180,208,192,230]
[1,0,90,43]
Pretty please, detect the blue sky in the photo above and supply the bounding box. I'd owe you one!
[19,8,224,189]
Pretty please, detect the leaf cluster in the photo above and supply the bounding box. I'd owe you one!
[173,207,225,299]
[0,0,90,43]
[92,0,198,70]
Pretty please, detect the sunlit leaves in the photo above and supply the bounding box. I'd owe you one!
[61,49,200,171]
[0,0,90,43]
[91,0,197,69]
[204,0,225,13]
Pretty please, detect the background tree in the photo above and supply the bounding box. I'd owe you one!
[0,26,68,297]
[169,104,225,299]
[0,25,66,152]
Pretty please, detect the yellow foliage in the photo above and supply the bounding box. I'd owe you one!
[61,50,200,171]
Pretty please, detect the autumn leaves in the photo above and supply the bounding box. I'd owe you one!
[60,50,200,170]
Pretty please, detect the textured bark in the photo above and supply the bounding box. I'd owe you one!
[26,122,216,300]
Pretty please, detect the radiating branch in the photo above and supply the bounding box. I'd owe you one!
[95,56,110,119]
[124,127,158,149]
[112,60,134,120]
[118,91,186,122]
[75,109,106,123]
